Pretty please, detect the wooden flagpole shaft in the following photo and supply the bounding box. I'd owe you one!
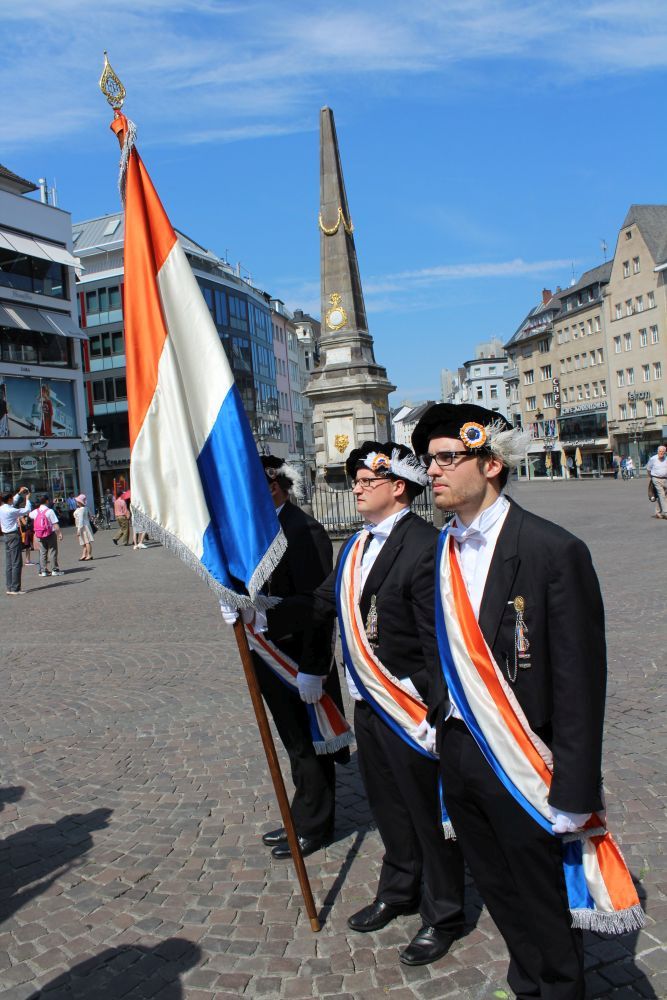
[232,619,321,932]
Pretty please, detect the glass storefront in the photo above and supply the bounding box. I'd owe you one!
[0,449,80,502]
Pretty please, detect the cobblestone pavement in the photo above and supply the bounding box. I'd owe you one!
[0,479,665,1000]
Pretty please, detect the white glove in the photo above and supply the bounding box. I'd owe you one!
[548,808,591,834]
[296,673,324,704]
[219,602,255,626]
[415,718,437,754]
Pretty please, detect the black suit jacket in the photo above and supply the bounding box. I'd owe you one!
[268,510,440,702]
[266,501,334,675]
[431,498,607,814]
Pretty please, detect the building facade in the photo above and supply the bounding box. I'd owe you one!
[73,213,286,488]
[0,164,92,504]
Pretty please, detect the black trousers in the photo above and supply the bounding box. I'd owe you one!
[355,700,464,930]
[4,532,22,592]
[253,653,335,839]
[440,720,584,1000]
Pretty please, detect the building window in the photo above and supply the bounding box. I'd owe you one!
[615,304,622,320]
[577,385,583,400]
[629,401,637,418]
[623,261,630,277]
[524,369,534,385]
[626,300,633,316]
[597,348,603,364]
[654,361,663,379]
[633,256,640,273]
[543,392,554,407]
[648,291,655,308]
[613,336,621,353]
[587,319,593,335]
[538,339,549,353]
[589,351,596,367]
[646,400,653,417]
[540,364,552,380]
[88,330,124,358]
[582,355,589,369]
[594,316,601,332]
[639,329,647,347]
[584,385,591,399]
[574,356,581,370]
[562,387,568,402]
[593,382,599,397]
[490,384,498,399]
[617,370,625,387]
[636,295,644,312]
[476,386,484,400]
[526,396,537,411]
[600,380,607,396]
[624,332,632,351]
[656,398,665,416]
[643,364,651,382]
[651,325,659,344]
[619,403,627,419]
[627,368,635,385]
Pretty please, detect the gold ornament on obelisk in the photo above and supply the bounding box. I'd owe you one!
[99,52,126,110]
[325,292,348,331]
[318,206,354,236]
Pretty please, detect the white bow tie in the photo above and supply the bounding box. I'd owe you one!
[448,523,486,546]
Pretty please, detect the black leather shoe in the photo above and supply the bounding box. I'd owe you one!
[399,925,460,966]
[347,899,417,933]
[271,833,329,859]
[261,827,287,847]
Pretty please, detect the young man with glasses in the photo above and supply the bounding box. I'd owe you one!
[411,403,617,1000]
[265,441,465,967]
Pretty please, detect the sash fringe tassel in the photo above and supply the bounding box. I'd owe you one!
[312,731,354,756]
[570,903,645,934]
[442,820,456,840]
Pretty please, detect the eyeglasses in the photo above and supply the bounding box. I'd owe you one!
[352,476,391,491]
[421,450,477,470]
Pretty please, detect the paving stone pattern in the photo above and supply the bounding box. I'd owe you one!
[0,479,665,999]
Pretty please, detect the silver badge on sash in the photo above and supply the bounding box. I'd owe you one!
[506,596,530,682]
[365,594,379,647]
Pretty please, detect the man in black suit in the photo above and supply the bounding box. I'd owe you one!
[412,403,607,1000]
[267,442,465,967]
[233,456,347,859]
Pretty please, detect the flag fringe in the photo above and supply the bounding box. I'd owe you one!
[570,903,645,934]
[247,532,287,601]
[117,115,137,205]
[131,507,283,610]
[312,731,354,756]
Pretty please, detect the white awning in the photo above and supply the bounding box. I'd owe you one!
[42,308,88,341]
[0,227,81,271]
[0,301,86,339]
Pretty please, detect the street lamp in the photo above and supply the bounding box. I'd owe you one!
[82,424,108,513]
[626,418,646,473]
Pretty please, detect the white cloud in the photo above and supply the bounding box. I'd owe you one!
[3,2,667,150]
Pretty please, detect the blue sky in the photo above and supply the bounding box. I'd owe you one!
[4,1,667,403]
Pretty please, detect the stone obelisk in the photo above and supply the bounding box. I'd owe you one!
[305,107,396,487]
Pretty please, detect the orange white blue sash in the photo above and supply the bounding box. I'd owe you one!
[336,531,454,835]
[244,624,352,756]
[435,529,644,933]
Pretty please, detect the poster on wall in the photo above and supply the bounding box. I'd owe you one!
[0,376,77,438]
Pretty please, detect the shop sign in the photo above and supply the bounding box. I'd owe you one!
[19,456,38,471]
[552,377,561,411]
[30,439,48,450]
[628,391,651,401]
[560,400,608,415]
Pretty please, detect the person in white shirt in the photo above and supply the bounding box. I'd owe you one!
[29,496,64,576]
[646,445,667,518]
[1,486,32,594]
[412,403,608,1000]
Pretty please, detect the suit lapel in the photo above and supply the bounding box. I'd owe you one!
[478,499,523,649]
[359,511,412,619]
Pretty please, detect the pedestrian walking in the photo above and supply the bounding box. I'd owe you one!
[646,444,667,519]
[220,457,350,861]
[1,487,32,595]
[264,443,465,967]
[29,496,64,576]
[626,456,635,479]
[412,403,643,1000]
[65,493,77,526]
[112,491,132,546]
[74,494,94,561]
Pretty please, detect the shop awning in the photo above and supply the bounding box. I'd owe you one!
[0,227,81,271]
[0,302,87,339]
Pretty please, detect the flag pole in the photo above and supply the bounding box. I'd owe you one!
[232,621,321,932]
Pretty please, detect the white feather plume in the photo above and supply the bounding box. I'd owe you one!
[484,420,533,467]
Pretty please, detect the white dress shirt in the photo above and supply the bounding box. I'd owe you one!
[0,494,32,534]
[446,493,510,718]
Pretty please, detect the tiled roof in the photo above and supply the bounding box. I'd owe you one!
[0,163,37,193]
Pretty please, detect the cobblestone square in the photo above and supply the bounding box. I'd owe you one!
[0,479,665,999]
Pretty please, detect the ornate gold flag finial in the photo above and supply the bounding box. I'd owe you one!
[99,52,126,111]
